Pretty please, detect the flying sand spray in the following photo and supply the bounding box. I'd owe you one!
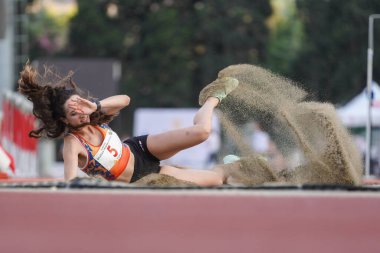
[136,64,363,186]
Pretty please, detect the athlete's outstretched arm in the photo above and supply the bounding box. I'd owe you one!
[63,135,80,181]
[68,95,130,116]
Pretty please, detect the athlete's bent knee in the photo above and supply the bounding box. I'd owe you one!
[194,125,211,142]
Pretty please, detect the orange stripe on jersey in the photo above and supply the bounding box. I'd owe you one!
[110,144,130,178]
[70,124,131,180]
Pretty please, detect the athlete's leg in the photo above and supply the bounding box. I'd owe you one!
[147,76,239,161]
[159,164,225,186]
[147,97,219,160]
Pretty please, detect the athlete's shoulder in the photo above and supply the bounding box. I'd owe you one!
[63,133,76,141]
[63,133,82,148]
[62,135,79,156]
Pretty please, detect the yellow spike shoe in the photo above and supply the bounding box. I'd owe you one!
[199,77,239,106]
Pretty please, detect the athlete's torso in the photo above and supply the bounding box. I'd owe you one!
[69,124,134,181]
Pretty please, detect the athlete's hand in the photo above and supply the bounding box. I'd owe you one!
[68,96,97,115]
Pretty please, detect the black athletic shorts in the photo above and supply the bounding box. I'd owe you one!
[123,135,161,182]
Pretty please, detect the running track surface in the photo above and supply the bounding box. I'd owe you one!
[0,189,380,253]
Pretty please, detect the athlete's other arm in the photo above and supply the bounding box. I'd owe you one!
[69,95,130,116]
[96,95,131,115]
[63,135,80,181]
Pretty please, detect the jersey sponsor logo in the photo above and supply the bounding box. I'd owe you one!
[138,140,145,152]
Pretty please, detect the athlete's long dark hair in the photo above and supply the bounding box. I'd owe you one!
[18,63,116,138]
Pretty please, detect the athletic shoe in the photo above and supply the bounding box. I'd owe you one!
[223,154,241,164]
[199,77,239,105]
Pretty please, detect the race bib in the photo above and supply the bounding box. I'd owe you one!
[93,129,123,171]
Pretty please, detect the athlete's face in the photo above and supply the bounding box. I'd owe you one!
[63,95,90,127]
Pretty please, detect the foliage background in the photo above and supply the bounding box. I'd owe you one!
[27,0,380,132]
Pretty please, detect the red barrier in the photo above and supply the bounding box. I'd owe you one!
[1,92,37,177]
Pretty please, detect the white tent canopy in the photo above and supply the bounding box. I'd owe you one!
[337,81,380,127]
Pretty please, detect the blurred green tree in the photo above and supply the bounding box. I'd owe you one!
[265,0,304,75]
[67,0,272,108]
[27,0,77,59]
[291,0,380,104]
